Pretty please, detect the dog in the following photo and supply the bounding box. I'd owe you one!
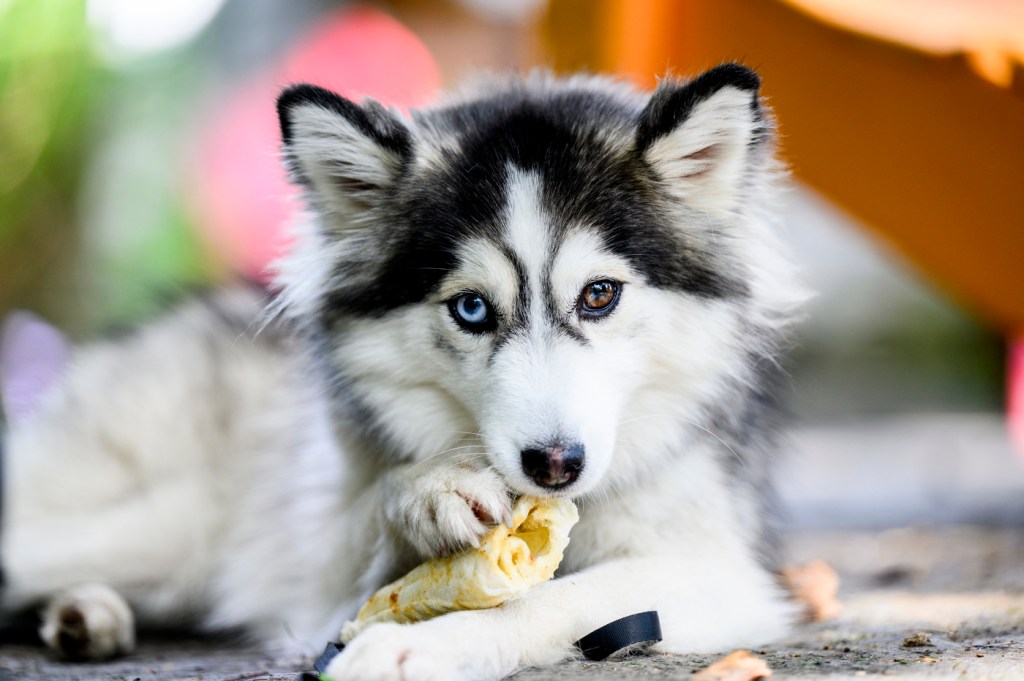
[0,63,805,680]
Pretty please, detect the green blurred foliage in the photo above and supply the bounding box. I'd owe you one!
[0,0,100,331]
[792,304,1004,420]
[94,191,223,327]
[0,0,224,335]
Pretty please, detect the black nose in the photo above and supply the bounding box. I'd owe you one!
[520,443,585,489]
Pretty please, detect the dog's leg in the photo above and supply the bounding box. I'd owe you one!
[384,457,513,558]
[326,554,794,681]
[39,583,135,660]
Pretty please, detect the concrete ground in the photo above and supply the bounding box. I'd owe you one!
[3,415,1023,680]
[4,525,1023,680]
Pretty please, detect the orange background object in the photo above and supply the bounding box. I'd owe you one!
[544,0,1024,333]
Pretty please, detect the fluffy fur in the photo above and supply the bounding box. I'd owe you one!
[1,65,805,679]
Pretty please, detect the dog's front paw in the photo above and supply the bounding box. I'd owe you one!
[326,621,499,681]
[39,583,135,660]
[387,461,512,558]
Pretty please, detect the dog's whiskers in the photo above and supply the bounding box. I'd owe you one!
[616,413,748,471]
[407,448,491,473]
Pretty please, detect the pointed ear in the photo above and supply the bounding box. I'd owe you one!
[277,84,413,216]
[1,311,70,426]
[636,63,765,214]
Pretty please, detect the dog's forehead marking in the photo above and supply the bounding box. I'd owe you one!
[502,168,549,291]
[501,168,596,345]
[502,167,563,338]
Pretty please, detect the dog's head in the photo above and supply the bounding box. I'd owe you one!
[274,66,802,498]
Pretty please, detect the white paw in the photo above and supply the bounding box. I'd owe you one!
[326,621,496,681]
[40,583,135,660]
[387,461,512,557]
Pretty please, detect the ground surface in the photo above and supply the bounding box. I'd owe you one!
[4,416,1023,680]
[3,525,1023,681]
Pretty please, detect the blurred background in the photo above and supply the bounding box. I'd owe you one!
[1,0,1022,529]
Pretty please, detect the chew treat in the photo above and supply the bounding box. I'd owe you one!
[341,495,578,643]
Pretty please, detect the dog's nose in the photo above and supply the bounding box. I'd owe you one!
[520,443,585,489]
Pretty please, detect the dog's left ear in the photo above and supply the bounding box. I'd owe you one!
[636,63,765,214]
[277,84,412,217]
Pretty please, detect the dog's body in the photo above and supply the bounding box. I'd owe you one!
[1,65,804,679]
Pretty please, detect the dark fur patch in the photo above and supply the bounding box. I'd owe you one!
[315,79,752,323]
[489,245,531,355]
[707,348,792,571]
[434,333,465,360]
[635,63,761,154]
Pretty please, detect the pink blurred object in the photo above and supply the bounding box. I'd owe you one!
[1010,336,1024,459]
[192,6,440,283]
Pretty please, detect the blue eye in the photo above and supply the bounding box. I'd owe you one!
[448,293,495,332]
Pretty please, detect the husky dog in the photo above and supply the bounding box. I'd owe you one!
[1,64,804,679]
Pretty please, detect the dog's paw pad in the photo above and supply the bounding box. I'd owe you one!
[54,605,90,659]
[40,584,135,660]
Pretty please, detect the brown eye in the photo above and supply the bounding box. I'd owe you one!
[577,280,621,319]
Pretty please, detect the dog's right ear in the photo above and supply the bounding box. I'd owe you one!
[277,84,412,215]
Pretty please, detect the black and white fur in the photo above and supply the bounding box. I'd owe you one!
[1,65,805,679]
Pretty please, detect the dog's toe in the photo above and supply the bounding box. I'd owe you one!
[326,623,461,681]
[395,649,447,681]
